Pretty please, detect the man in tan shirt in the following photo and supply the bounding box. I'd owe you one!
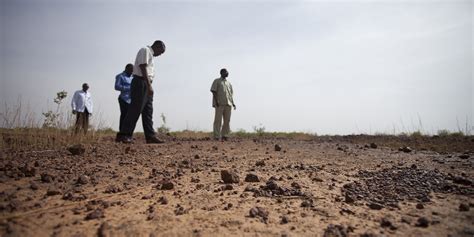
[210,68,236,141]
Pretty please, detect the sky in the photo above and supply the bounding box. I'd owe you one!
[0,0,473,135]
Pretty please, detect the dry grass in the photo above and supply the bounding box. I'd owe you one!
[0,128,104,152]
[0,97,111,152]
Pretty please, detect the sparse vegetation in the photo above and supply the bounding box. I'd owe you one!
[157,113,171,134]
[253,124,266,136]
[0,92,111,152]
[42,91,68,128]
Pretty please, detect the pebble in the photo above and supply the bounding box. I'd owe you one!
[221,170,239,184]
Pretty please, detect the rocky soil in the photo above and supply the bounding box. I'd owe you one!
[0,135,472,236]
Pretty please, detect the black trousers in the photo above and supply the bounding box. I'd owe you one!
[118,76,155,138]
[118,97,129,132]
[75,108,90,135]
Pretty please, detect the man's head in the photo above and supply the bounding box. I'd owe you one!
[220,68,229,78]
[124,63,133,76]
[151,40,166,57]
[82,83,89,92]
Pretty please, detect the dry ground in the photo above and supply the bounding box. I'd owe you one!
[0,135,473,237]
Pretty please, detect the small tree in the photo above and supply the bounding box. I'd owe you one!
[42,91,67,128]
[253,123,266,136]
[157,113,170,134]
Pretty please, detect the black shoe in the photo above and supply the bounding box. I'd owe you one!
[146,136,165,144]
[116,135,133,144]
[222,137,229,141]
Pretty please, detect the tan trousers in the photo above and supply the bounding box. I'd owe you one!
[213,105,232,139]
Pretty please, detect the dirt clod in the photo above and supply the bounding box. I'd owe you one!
[68,144,86,155]
[221,170,239,184]
[244,173,260,182]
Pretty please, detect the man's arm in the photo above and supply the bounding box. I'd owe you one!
[230,84,236,110]
[139,64,153,96]
[71,92,77,114]
[115,74,123,91]
[210,80,218,107]
[211,91,218,107]
[88,93,93,116]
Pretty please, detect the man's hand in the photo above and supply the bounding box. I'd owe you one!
[233,104,237,110]
[72,110,77,115]
[147,87,154,96]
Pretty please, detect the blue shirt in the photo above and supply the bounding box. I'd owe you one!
[115,72,133,104]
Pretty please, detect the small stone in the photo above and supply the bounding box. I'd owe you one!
[255,160,265,166]
[301,200,313,208]
[280,215,289,224]
[312,177,323,182]
[368,202,383,210]
[159,196,168,205]
[30,182,39,190]
[291,182,301,189]
[244,173,260,182]
[174,205,187,215]
[323,224,348,237]
[416,203,424,209]
[415,217,429,228]
[399,146,412,153]
[77,175,90,185]
[274,144,282,151]
[380,217,396,229]
[370,143,377,149]
[249,207,269,222]
[224,184,233,190]
[85,208,105,220]
[97,222,111,237]
[160,181,174,190]
[459,154,469,159]
[344,193,355,203]
[221,170,239,184]
[459,203,470,212]
[41,173,55,183]
[68,144,86,155]
[104,185,122,194]
[19,164,36,177]
[452,176,472,186]
[46,188,61,196]
[142,194,153,200]
[194,154,200,159]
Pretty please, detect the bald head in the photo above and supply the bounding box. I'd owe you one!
[82,83,89,92]
[151,40,166,56]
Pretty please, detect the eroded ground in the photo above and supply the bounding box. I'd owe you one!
[0,136,473,237]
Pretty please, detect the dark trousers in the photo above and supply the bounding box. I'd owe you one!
[75,108,90,135]
[118,97,129,132]
[118,76,155,138]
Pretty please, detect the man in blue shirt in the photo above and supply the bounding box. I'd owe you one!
[115,64,134,132]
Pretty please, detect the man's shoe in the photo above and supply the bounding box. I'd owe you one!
[116,135,133,144]
[222,136,229,141]
[146,136,165,144]
[122,137,133,144]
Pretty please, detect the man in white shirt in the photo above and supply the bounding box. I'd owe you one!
[71,83,93,135]
[116,40,166,144]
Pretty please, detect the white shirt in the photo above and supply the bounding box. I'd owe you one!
[71,90,93,113]
[133,46,155,81]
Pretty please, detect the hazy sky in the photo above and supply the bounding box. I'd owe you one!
[1,0,472,134]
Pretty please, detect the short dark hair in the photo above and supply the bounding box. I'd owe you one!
[125,63,133,69]
[152,40,166,51]
[220,68,228,75]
